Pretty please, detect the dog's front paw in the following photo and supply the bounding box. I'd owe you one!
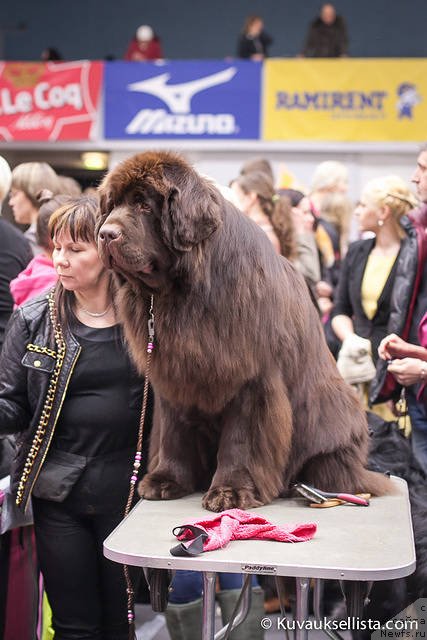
[202,486,264,512]
[138,473,189,500]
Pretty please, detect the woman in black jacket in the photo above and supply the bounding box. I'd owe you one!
[237,15,272,60]
[0,196,150,640]
[331,175,418,391]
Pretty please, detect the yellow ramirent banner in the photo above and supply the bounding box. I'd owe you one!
[263,59,427,142]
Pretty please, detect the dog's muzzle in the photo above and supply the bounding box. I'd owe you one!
[98,223,123,268]
[98,223,122,245]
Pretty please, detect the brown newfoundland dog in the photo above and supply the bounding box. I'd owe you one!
[97,151,390,512]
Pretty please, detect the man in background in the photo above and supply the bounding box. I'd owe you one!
[301,3,348,58]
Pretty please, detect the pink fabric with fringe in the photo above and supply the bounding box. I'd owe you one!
[175,508,317,552]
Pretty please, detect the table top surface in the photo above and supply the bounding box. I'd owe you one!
[104,476,415,581]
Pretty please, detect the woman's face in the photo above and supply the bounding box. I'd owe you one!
[52,229,107,294]
[248,18,263,36]
[294,197,316,230]
[9,189,37,224]
[355,196,382,233]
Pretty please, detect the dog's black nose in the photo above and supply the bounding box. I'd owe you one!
[99,225,121,243]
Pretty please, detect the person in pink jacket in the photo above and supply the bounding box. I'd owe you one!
[10,192,70,307]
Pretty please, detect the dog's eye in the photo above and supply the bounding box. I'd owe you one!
[138,204,152,216]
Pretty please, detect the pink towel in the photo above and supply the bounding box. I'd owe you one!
[172,509,316,555]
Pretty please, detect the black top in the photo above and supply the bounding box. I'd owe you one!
[0,218,32,351]
[53,319,144,457]
[44,319,152,512]
[302,15,348,57]
[237,31,273,58]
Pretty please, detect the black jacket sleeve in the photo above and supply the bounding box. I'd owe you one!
[330,244,356,320]
[0,309,32,435]
[260,31,273,51]
[0,220,32,350]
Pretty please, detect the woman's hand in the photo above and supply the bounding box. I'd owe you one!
[387,358,425,386]
[378,333,410,360]
[315,280,333,298]
[317,296,333,316]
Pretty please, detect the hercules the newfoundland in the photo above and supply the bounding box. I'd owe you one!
[97,151,390,512]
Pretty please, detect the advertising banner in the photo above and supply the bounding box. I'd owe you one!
[104,60,261,139]
[0,61,103,141]
[263,59,427,142]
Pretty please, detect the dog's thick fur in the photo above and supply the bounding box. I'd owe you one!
[97,151,391,512]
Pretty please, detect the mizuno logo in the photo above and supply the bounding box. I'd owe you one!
[127,67,237,114]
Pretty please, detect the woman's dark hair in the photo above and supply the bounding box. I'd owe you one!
[234,171,297,260]
[36,190,71,251]
[276,188,305,208]
[240,157,274,183]
[49,194,115,331]
[41,47,62,61]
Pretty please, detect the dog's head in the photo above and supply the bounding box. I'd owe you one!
[97,151,222,289]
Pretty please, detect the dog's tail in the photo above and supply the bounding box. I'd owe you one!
[358,468,396,496]
[298,449,396,497]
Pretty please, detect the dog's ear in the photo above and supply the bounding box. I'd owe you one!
[96,175,114,227]
[161,178,222,252]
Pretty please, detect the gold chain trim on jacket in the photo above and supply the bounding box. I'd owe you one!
[16,291,66,506]
[26,343,57,359]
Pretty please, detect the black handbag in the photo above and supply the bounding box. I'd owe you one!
[0,479,34,534]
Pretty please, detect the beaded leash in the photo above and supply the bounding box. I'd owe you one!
[123,295,155,639]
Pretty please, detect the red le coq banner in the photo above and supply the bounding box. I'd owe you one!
[0,61,103,141]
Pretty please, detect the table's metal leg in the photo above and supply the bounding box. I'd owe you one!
[202,571,218,640]
[313,578,323,620]
[340,580,372,619]
[294,577,310,640]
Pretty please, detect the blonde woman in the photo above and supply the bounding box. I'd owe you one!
[309,162,352,318]
[9,162,61,255]
[331,175,418,394]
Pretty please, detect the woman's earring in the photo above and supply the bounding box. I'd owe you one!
[378,219,384,227]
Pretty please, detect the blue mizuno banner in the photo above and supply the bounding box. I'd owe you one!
[104,60,261,139]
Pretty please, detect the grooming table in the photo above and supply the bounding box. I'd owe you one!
[104,476,415,640]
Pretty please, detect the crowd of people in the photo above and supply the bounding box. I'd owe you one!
[41,3,348,63]
[0,145,427,639]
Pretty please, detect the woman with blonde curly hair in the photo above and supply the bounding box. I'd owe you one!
[331,175,418,397]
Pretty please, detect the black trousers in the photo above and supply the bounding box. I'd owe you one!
[32,496,137,640]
